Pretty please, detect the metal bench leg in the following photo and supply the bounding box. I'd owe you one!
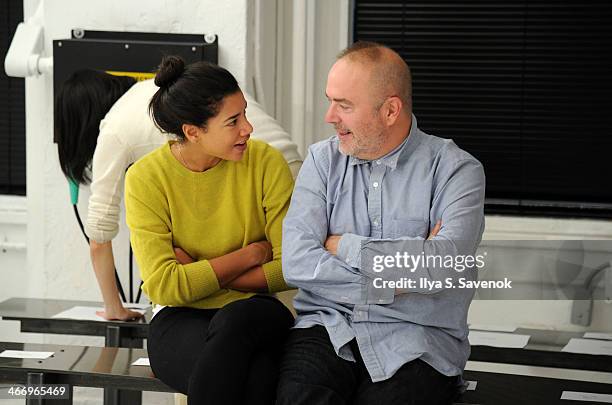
[105,326,143,405]
[104,324,143,348]
[26,372,73,405]
[104,387,142,405]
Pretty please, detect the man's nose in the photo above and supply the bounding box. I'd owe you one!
[325,104,338,124]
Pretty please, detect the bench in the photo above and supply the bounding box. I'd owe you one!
[4,297,612,404]
[459,366,612,405]
[0,293,296,349]
[3,340,611,405]
[3,297,610,373]
[0,341,175,405]
[468,327,612,372]
[0,297,149,349]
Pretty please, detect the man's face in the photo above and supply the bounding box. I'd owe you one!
[324,59,387,160]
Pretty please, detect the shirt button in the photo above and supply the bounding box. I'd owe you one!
[376,160,381,165]
[373,220,379,227]
[373,182,379,188]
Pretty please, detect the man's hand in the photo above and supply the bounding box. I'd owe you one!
[325,235,341,255]
[428,220,442,240]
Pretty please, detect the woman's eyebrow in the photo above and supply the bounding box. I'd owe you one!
[223,112,241,123]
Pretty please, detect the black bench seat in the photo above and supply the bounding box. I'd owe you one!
[0,341,174,405]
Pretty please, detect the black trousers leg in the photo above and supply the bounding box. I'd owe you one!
[244,349,281,405]
[352,356,458,405]
[148,295,293,405]
[276,325,458,405]
[147,306,214,394]
[276,325,359,405]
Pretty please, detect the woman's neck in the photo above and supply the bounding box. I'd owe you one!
[172,141,221,172]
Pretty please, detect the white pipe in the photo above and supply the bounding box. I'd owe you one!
[0,242,27,252]
[304,0,316,151]
[4,0,50,78]
[37,56,53,75]
[291,0,307,157]
[340,0,351,48]
[253,0,265,107]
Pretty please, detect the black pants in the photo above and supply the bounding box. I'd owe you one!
[147,295,294,405]
[276,325,458,405]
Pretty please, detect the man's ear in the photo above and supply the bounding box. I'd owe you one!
[181,123,201,143]
[383,96,403,126]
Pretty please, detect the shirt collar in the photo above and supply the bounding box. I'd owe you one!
[348,114,421,170]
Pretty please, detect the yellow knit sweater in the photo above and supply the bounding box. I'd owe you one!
[125,139,293,309]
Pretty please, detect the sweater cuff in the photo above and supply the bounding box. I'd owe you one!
[184,260,220,299]
[262,260,289,293]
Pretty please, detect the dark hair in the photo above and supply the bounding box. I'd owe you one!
[149,56,240,138]
[55,70,136,184]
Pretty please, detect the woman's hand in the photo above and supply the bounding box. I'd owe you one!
[90,240,144,321]
[248,241,273,265]
[96,305,144,321]
[174,247,195,264]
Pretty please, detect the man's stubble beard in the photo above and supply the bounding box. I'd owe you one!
[339,122,388,159]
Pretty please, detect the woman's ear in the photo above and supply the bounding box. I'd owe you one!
[181,123,201,143]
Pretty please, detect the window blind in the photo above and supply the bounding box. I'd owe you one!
[354,0,612,217]
[0,0,26,196]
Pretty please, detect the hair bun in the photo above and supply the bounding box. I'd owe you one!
[154,56,185,88]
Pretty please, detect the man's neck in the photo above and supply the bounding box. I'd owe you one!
[370,112,412,160]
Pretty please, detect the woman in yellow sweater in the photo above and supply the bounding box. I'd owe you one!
[125,56,294,404]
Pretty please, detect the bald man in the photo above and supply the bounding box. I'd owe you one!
[277,42,485,404]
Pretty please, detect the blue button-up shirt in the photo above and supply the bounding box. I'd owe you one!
[282,115,485,382]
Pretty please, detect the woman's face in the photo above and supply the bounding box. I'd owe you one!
[193,91,253,161]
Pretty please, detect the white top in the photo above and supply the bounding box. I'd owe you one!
[85,79,302,243]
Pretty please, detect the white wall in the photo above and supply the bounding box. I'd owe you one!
[0,196,28,342]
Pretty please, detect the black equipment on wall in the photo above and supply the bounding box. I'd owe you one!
[53,29,218,142]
